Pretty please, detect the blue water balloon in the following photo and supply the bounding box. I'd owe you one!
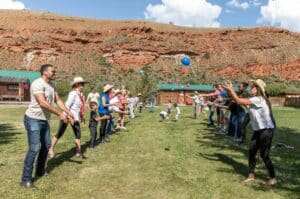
[181,56,190,66]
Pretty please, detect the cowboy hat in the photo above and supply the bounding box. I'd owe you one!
[70,76,87,87]
[249,79,267,96]
[103,84,114,93]
[114,89,121,95]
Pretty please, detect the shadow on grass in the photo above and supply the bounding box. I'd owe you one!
[0,123,19,146]
[199,152,248,177]
[44,142,89,180]
[197,125,300,194]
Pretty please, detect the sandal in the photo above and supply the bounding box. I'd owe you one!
[265,178,277,186]
[48,150,55,158]
[243,178,255,183]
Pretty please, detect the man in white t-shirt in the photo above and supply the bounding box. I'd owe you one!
[21,64,73,189]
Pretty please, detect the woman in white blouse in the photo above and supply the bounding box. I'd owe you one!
[48,77,86,158]
[223,79,277,186]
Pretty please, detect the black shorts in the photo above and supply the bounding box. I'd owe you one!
[55,121,81,139]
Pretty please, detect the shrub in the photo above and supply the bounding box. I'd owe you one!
[55,80,70,99]
[98,56,112,68]
[266,82,288,96]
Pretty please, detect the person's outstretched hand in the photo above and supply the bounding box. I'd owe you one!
[223,80,233,91]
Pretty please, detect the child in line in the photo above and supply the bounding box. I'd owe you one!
[174,103,180,121]
[167,100,172,114]
[206,97,216,126]
[88,101,109,148]
[137,93,143,113]
[127,94,136,119]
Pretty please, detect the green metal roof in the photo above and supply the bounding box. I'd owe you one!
[157,84,214,91]
[0,70,40,84]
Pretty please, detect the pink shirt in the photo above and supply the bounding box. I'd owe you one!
[118,95,126,109]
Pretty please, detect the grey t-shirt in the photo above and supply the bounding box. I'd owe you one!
[25,77,56,120]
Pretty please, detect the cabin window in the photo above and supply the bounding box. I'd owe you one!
[7,84,19,91]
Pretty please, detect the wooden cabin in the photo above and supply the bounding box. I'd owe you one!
[0,70,40,101]
[282,92,300,107]
[156,83,214,105]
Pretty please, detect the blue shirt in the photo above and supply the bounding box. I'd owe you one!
[98,93,110,115]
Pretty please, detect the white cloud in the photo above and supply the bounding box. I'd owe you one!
[0,0,25,9]
[144,0,222,28]
[260,0,300,32]
[225,9,233,13]
[251,0,261,7]
[227,0,249,10]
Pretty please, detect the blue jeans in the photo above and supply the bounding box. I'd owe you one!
[21,115,51,182]
[149,100,155,112]
[107,116,114,134]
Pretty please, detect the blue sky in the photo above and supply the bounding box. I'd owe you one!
[1,0,300,31]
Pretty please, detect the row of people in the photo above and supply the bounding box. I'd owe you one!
[191,80,277,185]
[20,64,143,188]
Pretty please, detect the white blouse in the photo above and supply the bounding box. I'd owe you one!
[65,90,83,121]
[249,96,274,131]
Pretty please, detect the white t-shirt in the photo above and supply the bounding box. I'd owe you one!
[25,78,56,120]
[198,96,205,105]
[86,92,100,103]
[191,95,200,104]
[127,97,136,109]
[108,96,120,112]
[249,96,274,131]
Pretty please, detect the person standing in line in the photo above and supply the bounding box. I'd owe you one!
[116,89,127,129]
[86,87,100,106]
[206,97,216,126]
[167,100,172,115]
[223,79,277,186]
[198,94,206,116]
[187,91,201,119]
[21,64,73,189]
[127,93,135,119]
[98,84,115,143]
[48,77,87,158]
[137,93,143,113]
[88,100,109,148]
[237,82,250,145]
[149,92,156,112]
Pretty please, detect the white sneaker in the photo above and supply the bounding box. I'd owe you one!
[120,126,127,130]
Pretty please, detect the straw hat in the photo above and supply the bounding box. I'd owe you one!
[114,89,121,95]
[137,93,142,96]
[249,79,267,96]
[70,76,87,87]
[194,91,198,95]
[103,84,114,93]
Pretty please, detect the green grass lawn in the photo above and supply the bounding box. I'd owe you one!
[0,105,299,199]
